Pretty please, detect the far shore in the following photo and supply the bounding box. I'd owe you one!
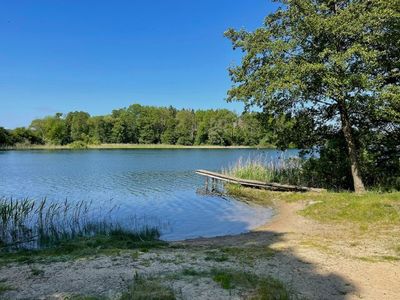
[0,143,277,150]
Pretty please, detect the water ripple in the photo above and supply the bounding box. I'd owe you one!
[0,149,298,240]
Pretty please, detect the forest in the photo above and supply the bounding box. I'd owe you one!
[0,104,278,147]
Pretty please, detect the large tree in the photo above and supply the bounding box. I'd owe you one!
[225,0,399,192]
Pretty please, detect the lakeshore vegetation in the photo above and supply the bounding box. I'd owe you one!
[0,105,279,148]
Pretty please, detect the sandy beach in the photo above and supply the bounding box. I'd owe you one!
[1,197,399,299]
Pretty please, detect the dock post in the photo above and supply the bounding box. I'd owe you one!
[205,177,209,191]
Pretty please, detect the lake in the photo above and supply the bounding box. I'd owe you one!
[0,149,298,240]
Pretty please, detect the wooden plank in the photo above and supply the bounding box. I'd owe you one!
[195,169,326,192]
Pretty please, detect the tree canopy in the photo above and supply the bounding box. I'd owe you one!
[225,0,400,192]
[0,104,277,148]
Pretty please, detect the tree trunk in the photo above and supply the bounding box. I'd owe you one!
[338,100,366,193]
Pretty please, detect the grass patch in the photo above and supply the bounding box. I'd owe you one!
[254,277,294,300]
[226,184,274,206]
[181,268,204,276]
[212,269,256,289]
[30,266,45,276]
[227,186,400,226]
[393,244,400,256]
[358,255,400,263]
[204,250,229,262]
[299,192,400,225]
[211,269,293,299]
[121,273,176,300]
[0,282,14,294]
[299,239,332,254]
[0,228,166,264]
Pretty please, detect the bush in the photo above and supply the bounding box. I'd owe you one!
[68,141,88,149]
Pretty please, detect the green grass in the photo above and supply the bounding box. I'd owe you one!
[221,246,277,261]
[226,184,274,206]
[204,250,229,262]
[212,269,256,289]
[120,274,176,300]
[299,192,400,225]
[211,269,293,299]
[227,186,400,226]
[30,266,45,276]
[0,229,166,264]
[181,268,204,276]
[0,282,14,294]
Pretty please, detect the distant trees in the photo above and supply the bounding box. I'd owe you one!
[0,127,13,146]
[30,113,68,145]
[0,126,44,147]
[1,104,276,147]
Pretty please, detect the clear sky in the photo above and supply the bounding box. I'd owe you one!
[0,0,277,128]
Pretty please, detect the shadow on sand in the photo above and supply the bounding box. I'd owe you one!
[179,230,356,300]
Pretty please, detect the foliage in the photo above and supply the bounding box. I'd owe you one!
[225,0,400,192]
[226,153,399,191]
[299,133,399,191]
[0,126,44,147]
[68,141,88,149]
[0,127,13,146]
[2,104,275,147]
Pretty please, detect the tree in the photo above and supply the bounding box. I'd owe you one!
[175,110,196,145]
[66,111,90,142]
[18,104,280,147]
[11,127,44,145]
[0,127,13,146]
[225,0,399,192]
[30,114,69,145]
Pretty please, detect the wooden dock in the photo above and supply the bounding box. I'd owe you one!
[195,169,326,192]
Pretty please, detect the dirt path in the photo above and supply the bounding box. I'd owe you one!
[1,201,399,299]
[179,200,400,299]
[262,201,400,300]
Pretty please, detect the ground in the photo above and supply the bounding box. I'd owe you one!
[0,190,399,299]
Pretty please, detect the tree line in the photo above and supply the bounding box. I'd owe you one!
[0,104,279,147]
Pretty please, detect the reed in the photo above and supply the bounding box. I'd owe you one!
[223,156,308,186]
[0,197,161,251]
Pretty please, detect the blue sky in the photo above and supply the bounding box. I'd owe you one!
[0,0,277,128]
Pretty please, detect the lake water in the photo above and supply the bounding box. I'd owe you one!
[0,149,298,240]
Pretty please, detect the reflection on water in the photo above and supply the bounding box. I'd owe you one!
[0,149,298,240]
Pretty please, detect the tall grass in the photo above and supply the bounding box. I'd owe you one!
[0,197,160,251]
[223,156,311,187]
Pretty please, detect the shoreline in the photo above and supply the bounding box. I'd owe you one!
[0,143,277,151]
